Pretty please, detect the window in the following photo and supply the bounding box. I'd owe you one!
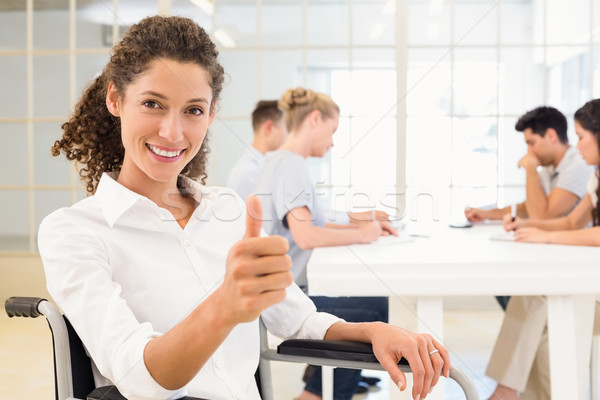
[1,0,598,252]
[405,0,596,223]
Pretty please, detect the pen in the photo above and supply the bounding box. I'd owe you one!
[510,203,517,222]
[408,233,430,238]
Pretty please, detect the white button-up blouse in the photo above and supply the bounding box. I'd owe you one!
[38,172,341,400]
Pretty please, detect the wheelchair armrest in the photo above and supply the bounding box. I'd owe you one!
[275,339,480,400]
[278,339,409,366]
[5,296,47,318]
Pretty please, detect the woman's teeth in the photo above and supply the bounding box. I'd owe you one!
[147,144,183,158]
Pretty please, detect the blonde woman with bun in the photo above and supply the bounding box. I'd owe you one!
[255,87,449,400]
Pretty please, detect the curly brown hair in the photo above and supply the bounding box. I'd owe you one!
[574,99,600,226]
[52,15,225,194]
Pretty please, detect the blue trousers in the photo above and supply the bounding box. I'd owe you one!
[304,296,389,400]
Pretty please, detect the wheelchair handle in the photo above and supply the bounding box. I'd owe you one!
[5,296,47,318]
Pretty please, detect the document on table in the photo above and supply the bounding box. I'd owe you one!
[347,234,415,249]
[370,234,416,246]
[489,231,515,241]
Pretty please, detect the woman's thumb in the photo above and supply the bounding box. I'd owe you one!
[244,195,263,238]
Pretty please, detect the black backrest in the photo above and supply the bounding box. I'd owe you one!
[63,317,96,399]
[60,318,204,400]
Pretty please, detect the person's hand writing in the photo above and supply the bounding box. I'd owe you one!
[513,227,549,243]
[464,207,488,222]
[349,210,398,237]
[368,323,450,400]
[502,213,524,232]
[357,221,383,243]
[379,219,398,236]
[221,195,293,325]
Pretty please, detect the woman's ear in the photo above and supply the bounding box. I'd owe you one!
[308,109,321,128]
[106,82,121,117]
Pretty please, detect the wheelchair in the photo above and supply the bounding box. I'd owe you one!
[5,296,480,400]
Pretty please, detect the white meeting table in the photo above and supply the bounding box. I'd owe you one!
[306,223,600,399]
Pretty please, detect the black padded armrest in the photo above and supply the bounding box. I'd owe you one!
[277,339,409,366]
[87,386,208,400]
[4,296,46,318]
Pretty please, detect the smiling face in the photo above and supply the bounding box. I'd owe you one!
[106,58,214,194]
[575,120,600,165]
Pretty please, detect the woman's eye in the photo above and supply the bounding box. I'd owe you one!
[143,100,160,109]
[187,107,204,116]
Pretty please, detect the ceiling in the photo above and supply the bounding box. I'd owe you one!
[0,0,398,12]
[0,0,151,12]
[1,0,80,11]
[0,0,532,12]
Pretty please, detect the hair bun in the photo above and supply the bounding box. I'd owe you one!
[279,87,315,111]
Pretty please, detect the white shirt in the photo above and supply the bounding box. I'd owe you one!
[38,172,341,400]
[227,147,265,199]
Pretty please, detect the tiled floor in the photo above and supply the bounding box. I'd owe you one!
[0,304,503,399]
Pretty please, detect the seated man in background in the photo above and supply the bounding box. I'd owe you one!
[466,106,594,310]
[465,106,593,222]
[227,100,287,199]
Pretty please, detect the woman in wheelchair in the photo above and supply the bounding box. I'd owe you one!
[39,15,449,400]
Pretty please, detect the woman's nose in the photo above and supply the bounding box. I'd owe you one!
[159,112,184,143]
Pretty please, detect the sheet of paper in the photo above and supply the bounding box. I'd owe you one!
[372,234,416,245]
[347,234,415,249]
[489,231,515,241]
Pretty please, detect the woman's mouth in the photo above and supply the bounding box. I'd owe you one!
[146,144,185,158]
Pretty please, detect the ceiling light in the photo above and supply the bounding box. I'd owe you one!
[369,22,387,40]
[382,0,395,16]
[214,29,236,48]
[190,0,214,16]
[429,0,445,15]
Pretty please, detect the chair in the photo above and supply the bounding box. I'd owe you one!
[5,296,479,400]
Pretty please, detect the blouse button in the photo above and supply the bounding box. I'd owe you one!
[181,239,191,247]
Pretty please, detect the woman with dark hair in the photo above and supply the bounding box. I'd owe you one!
[486,98,600,400]
[40,15,449,400]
